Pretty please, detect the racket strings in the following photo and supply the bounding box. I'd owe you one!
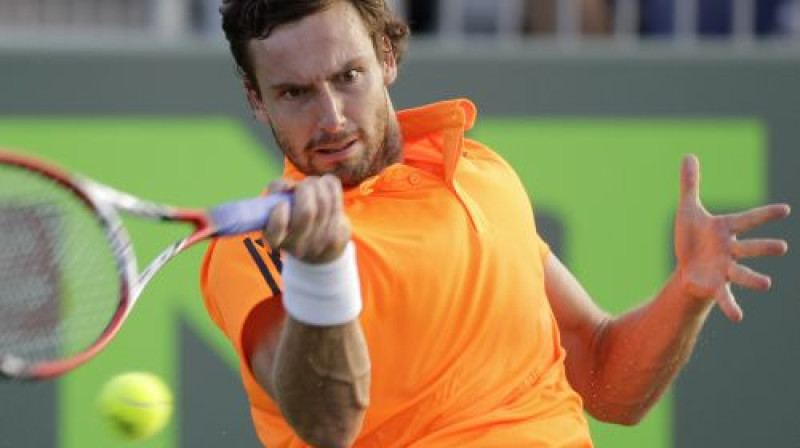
[0,164,122,366]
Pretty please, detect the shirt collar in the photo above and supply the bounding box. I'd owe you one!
[397,98,476,141]
[282,98,477,184]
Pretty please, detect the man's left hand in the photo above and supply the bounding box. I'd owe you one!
[674,154,791,322]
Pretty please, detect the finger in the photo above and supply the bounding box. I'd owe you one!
[286,180,318,255]
[308,176,347,257]
[321,175,351,258]
[727,261,771,291]
[323,174,344,214]
[731,238,789,259]
[306,179,333,259]
[267,178,297,194]
[715,283,743,323]
[263,200,291,249]
[725,203,791,234]
[679,154,701,206]
[312,177,332,224]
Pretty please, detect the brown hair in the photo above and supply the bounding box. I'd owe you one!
[220,0,410,89]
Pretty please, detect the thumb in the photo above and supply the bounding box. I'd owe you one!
[263,200,291,250]
[715,283,744,323]
[680,154,701,206]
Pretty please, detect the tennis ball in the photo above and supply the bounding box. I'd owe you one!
[98,372,173,441]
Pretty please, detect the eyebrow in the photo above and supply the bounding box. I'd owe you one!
[268,56,369,92]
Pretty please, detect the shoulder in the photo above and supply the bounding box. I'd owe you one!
[463,137,513,166]
[200,233,283,337]
[460,137,527,188]
[202,232,282,297]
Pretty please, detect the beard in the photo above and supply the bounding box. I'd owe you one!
[270,101,403,189]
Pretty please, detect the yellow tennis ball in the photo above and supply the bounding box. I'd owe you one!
[98,372,173,441]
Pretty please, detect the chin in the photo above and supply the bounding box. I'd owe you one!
[338,173,367,189]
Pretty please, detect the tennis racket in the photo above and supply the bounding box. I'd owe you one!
[0,150,289,380]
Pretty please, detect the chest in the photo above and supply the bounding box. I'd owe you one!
[347,161,544,324]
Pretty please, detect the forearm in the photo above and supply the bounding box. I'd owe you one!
[273,316,370,448]
[554,156,790,424]
[586,273,713,424]
[253,176,374,446]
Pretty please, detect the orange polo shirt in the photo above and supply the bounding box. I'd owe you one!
[201,99,593,447]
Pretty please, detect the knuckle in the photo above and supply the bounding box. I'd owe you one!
[267,179,283,191]
[294,178,313,196]
[336,217,352,241]
[324,173,342,188]
[263,206,289,248]
[321,175,342,197]
[292,197,316,222]
[268,178,294,193]
[264,231,284,250]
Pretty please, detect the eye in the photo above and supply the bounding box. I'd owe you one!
[280,87,307,100]
[338,68,361,83]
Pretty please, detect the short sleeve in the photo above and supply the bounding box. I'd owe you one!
[200,232,282,356]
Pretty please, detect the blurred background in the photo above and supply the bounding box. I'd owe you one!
[0,0,799,40]
[0,0,798,447]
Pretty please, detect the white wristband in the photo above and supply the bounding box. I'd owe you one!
[281,242,363,326]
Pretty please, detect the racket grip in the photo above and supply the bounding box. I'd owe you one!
[209,193,292,236]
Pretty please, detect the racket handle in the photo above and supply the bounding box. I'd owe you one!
[209,193,292,236]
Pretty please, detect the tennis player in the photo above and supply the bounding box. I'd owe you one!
[201,1,791,447]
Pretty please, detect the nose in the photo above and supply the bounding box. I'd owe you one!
[316,85,346,133]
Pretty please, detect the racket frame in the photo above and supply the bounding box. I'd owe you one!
[0,152,211,379]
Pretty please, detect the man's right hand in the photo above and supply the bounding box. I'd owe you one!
[263,174,352,264]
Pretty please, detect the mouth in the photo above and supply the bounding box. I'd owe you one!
[315,138,358,154]
[313,138,359,162]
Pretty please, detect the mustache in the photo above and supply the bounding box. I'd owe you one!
[306,129,361,150]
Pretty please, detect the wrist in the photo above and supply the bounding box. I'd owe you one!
[670,270,716,315]
[674,266,714,300]
[282,242,363,326]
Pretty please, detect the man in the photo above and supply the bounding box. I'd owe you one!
[201,1,791,447]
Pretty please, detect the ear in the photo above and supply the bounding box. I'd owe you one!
[381,36,398,86]
[244,78,270,124]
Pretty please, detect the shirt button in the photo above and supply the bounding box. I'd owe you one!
[408,173,421,185]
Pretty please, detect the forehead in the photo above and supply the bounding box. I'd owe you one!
[248,1,376,84]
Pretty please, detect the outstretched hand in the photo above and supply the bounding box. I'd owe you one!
[674,154,791,322]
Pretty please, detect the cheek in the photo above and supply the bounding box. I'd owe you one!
[270,112,314,152]
[351,83,386,133]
